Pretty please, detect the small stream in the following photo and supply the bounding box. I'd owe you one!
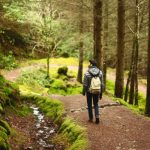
[30,105,59,150]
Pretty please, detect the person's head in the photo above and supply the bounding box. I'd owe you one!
[89,59,97,67]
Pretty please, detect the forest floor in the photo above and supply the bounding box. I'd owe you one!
[3,65,150,150]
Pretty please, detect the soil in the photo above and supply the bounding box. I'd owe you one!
[3,66,150,150]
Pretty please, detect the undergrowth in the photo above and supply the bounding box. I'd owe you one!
[106,80,146,114]
[17,67,82,96]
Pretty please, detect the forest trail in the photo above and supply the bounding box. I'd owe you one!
[3,66,150,150]
[50,94,150,150]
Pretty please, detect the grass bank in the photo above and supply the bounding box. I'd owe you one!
[0,75,20,150]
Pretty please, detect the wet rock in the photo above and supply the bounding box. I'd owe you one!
[26,146,33,150]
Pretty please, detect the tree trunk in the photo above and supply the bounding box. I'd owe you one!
[129,0,139,105]
[114,0,125,98]
[124,69,132,102]
[134,0,139,105]
[77,0,84,83]
[103,0,109,92]
[145,0,150,116]
[46,51,50,78]
[93,0,103,70]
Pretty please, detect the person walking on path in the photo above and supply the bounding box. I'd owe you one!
[83,59,104,124]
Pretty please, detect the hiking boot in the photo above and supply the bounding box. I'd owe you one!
[95,118,99,124]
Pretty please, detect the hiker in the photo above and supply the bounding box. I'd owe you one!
[83,59,104,124]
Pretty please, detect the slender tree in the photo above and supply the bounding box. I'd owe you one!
[125,0,144,104]
[77,0,84,83]
[103,0,109,91]
[145,0,150,116]
[114,0,125,98]
[93,0,103,69]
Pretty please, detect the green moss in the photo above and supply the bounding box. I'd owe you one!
[51,79,67,90]
[69,135,88,150]
[59,118,88,150]
[58,66,68,76]
[0,120,11,135]
[35,96,64,123]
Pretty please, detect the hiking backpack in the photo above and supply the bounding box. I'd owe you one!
[89,75,101,94]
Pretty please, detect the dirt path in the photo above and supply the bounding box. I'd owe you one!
[51,95,150,150]
[3,65,150,150]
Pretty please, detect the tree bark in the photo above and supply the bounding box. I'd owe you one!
[93,0,103,70]
[114,0,125,98]
[77,0,84,83]
[129,0,139,105]
[134,0,139,105]
[103,0,109,91]
[145,0,150,116]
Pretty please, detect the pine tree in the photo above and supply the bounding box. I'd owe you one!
[114,0,125,98]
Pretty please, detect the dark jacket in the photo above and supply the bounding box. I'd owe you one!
[83,66,104,96]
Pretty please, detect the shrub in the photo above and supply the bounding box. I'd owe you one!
[0,51,17,70]
[58,66,68,76]
[60,52,70,58]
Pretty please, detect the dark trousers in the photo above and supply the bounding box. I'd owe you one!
[86,92,99,119]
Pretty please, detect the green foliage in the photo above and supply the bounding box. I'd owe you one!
[0,104,4,114]
[4,1,29,23]
[0,131,7,140]
[17,67,82,96]
[0,120,11,135]
[0,51,17,70]
[0,137,9,150]
[0,126,7,135]
[16,104,32,117]
[0,75,19,107]
[106,79,146,114]
[17,68,51,87]
[105,80,115,96]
